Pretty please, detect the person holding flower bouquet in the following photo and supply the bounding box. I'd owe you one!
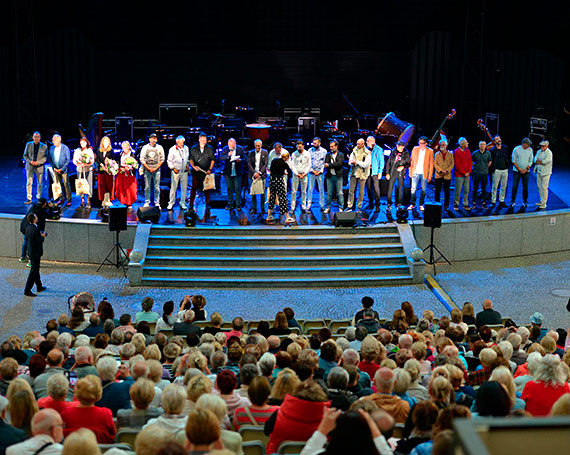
[116,141,138,208]
[96,136,116,208]
[73,136,94,208]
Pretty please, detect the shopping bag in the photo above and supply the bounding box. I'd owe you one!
[250,178,264,195]
[203,173,216,191]
[75,171,90,196]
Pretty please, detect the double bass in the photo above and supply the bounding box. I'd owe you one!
[430,109,456,150]
[476,119,495,150]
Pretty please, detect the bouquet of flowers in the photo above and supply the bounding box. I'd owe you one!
[121,156,139,175]
[80,152,94,166]
[105,159,119,176]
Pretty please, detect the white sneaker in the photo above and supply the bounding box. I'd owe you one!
[167,204,173,210]
[535,202,542,206]
[302,205,307,211]
[323,208,330,214]
[339,208,344,212]
[144,203,150,207]
[285,215,295,223]
[180,205,187,210]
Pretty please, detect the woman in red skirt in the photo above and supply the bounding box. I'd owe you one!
[116,141,138,208]
[96,136,116,208]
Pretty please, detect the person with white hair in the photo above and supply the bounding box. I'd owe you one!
[47,133,72,206]
[467,348,497,387]
[514,351,542,393]
[167,135,190,210]
[247,138,269,215]
[497,341,517,374]
[470,140,492,209]
[73,346,97,379]
[258,352,276,379]
[173,310,201,337]
[341,349,371,390]
[517,326,531,351]
[37,373,78,415]
[143,384,188,432]
[522,354,569,416]
[6,408,64,455]
[326,366,357,410]
[95,356,134,416]
[534,140,553,209]
[453,137,472,210]
[507,333,527,366]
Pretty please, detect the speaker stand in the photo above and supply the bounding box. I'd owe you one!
[97,231,128,277]
[422,226,451,275]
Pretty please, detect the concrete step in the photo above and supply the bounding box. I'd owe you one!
[148,233,402,246]
[142,264,411,278]
[139,274,415,288]
[150,225,399,236]
[144,253,408,267]
[145,243,405,257]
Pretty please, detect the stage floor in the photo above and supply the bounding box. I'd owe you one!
[2,157,569,227]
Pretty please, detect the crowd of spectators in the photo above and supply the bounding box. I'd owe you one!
[0,294,569,455]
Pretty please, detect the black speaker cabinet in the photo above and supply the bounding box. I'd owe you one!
[334,211,357,227]
[137,206,161,224]
[108,205,128,232]
[424,202,442,228]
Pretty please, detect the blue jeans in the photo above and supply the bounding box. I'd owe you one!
[21,236,28,259]
[308,172,325,208]
[144,169,161,205]
[225,174,242,207]
[326,174,344,209]
[410,173,427,206]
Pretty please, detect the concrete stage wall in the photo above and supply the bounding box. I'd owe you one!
[412,209,570,262]
[0,210,569,265]
[0,214,136,264]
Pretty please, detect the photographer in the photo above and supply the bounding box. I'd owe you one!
[24,212,47,297]
[19,198,50,263]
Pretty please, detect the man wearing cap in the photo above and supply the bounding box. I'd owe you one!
[6,409,64,455]
[510,138,533,207]
[23,131,47,205]
[530,312,548,341]
[534,141,553,209]
[140,133,165,207]
[167,136,189,210]
[0,396,28,453]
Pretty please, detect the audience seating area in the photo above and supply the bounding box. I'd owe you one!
[0,294,569,455]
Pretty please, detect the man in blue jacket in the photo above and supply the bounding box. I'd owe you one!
[365,136,385,210]
[220,138,246,210]
[47,134,71,206]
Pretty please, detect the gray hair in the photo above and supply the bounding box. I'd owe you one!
[97,355,118,381]
[498,341,513,361]
[534,354,566,386]
[254,139,262,145]
[200,333,216,344]
[110,328,124,345]
[184,310,195,322]
[199,343,215,361]
[258,352,276,376]
[75,346,92,364]
[526,352,543,375]
[47,373,69,399]
[344,327,356,341]
[240,364,261,386]
[507,333,522,350]
[103,319,115,333]
[56,332,73,349]
[31,409,61,435]
[210,351,227,370]
[196,393,227,421]
[398,334,413,349]
[336,337,349,351]
[458,137,468,147]
[517,326,530,343]
[161,384,187,414]
[392,369,411,395]
[75,334,91,348]
[327,366,349,389]
[120,343,136,360]
[341,349,360,366]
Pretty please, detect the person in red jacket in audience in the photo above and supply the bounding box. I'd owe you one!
[265,380,330,454]
[521,354,570,416]
[61,375,116,443]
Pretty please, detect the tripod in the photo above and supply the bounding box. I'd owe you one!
[97,230,128,277]
[422,226,451,275]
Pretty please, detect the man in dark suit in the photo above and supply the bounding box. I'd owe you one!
[220,138,246,210]
[173,310,202,337]
[324,139,345,214]
[47,133,72,206]
[475,299,502,328]
[23,131,48,205]
[19,199,49,263]
[24,213,47,297]
[247,139,268,214]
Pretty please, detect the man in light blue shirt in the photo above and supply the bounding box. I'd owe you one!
[510,137,534,207]
[365,136,385,209]
[307,137,327,211]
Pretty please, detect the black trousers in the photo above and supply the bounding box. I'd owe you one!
[387,170,405,205]
[472,173,488,204]
[25,256,42,292]
[366,175,381,207]
[434,178,451,207]
[511,171,529,204]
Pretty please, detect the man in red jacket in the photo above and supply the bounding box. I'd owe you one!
[453,137,473,210]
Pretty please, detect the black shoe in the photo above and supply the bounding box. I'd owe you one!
[37,286,47,293]
[24,290,37,297]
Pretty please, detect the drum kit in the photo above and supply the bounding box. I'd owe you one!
[375,112,416,147]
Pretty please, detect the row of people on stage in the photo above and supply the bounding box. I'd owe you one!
[23,130,554,215]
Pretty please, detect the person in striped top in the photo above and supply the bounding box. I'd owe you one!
[233,376,279,430]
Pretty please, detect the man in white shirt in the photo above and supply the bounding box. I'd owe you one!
[247,139,268,214]
[6,408,64,455]
[290,140,312,212]
[140,133,165,207]
[167,136,189,210]
[347,138,371,211]
[534,140,553,209]
[307,137,327,211]
[510,137,534,208]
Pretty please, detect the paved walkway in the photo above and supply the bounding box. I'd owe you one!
[1,251,569,340]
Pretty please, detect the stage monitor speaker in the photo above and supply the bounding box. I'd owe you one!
[115,116,133,143]
[109,205,128,232]
[424,202,442,228]
[137,206,161,224]
[334,211,357,227]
